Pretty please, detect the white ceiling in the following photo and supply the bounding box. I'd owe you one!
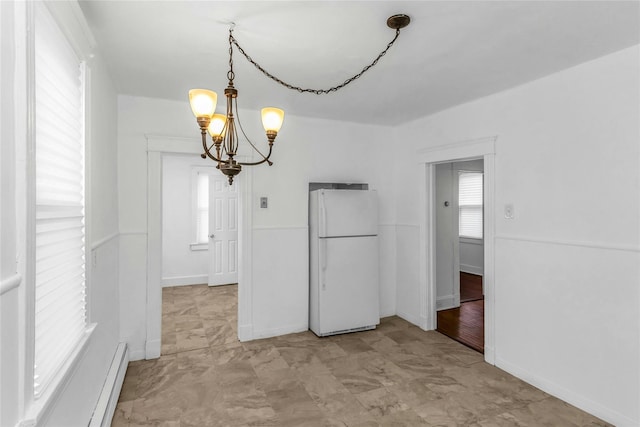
[79,1,639,125]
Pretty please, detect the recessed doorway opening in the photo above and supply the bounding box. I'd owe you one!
[146,136,253,360]
[433,159,485,353]
[417,136,496,364]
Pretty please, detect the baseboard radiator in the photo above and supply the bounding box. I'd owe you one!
[89,343,129,427]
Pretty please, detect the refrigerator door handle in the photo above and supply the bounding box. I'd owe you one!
[319,192,327,237]
[320,238,327,290]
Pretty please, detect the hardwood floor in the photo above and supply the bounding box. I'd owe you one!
[437,273,484,353]
[460,272,483,302]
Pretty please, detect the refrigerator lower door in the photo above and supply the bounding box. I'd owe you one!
[316,235,379,336]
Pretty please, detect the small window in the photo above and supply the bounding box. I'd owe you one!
[459,171,483,239]
[195,170,210,244]
[191,167,216,250]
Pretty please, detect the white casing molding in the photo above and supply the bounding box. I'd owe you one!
[417,136,497,365]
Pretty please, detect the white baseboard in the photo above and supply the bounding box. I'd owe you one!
[237,324,252,342]
[396,310,426,330]
[145,339,161,359]
[460,264,483,276]
[484,345,495,365]
[127,343,145,362]
[89,343,128,427]
[436,294,460,311]
[496,356,636,427]
[161,274,208,287]
[380,306,395,318]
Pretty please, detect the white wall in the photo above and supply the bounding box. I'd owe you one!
[0,2,121,425]
[394,46,640,426]
[161,154,213,287]
[117,95,396,357]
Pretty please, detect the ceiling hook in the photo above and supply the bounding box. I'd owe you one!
[228,22,236,32]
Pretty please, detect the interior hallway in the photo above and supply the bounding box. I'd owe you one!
[111,284,609,426]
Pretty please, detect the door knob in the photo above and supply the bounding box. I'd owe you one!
[209,234,215,238]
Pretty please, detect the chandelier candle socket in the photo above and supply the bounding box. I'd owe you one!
[189,14,409,184]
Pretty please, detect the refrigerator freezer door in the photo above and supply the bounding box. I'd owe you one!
[317,235,379,335]
[316,190,378,238]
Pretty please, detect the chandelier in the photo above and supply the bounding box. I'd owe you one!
[188,14,410,185]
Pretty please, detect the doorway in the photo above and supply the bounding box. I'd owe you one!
[158,152,241,356]
[434,160,485,353]
[416,136,496,364]
[145,136,253,360]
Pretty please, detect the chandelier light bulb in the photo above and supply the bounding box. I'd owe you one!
[189,89,217,119]
[207,113,227,138]
[261,107,285,133]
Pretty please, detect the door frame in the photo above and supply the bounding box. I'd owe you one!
[145,135,253,358]
[417,136,496,364]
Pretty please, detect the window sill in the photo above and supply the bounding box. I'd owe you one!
[190,243,208,251]
[22,323,96,426]
[460,237,483,245]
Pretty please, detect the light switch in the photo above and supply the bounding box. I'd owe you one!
[504,204,514,219]
[260,197,268,208]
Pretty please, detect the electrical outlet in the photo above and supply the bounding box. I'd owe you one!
[260,197,268,209]
[504,204,514,219]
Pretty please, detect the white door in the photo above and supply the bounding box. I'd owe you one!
[208,174,238,286]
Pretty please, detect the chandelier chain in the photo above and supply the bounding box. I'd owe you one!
[229,28,402,95]
[228,30,235,82]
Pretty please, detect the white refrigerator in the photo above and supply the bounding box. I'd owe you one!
[309,189,380,337]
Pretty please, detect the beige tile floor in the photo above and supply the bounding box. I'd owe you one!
[112,284,610,426]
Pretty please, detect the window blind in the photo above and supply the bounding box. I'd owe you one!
[458,172,483,239]
[196,171,209,244]
[33,2,86,398]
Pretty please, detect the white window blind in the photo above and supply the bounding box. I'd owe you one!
[459,172,483,239]
[33,2,86,398]
[195,171,209,244]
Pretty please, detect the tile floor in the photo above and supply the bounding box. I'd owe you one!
[112,284,610,426]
